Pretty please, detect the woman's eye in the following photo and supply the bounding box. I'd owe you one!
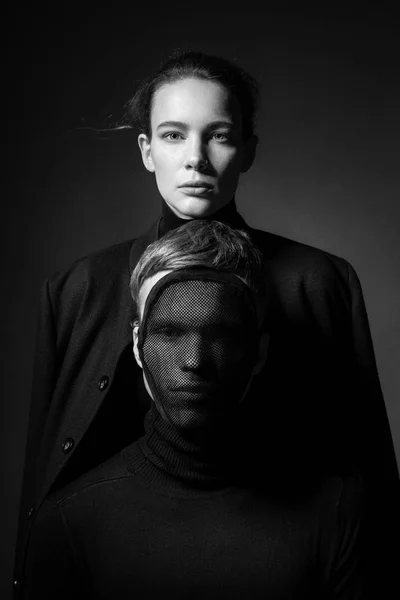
[163,132,184,141]
[212,132,228,141]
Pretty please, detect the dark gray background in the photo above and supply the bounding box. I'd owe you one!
[3,4,399,597]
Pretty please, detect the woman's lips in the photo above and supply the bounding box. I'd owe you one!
[178,181,214,196]
[178,185,213,196]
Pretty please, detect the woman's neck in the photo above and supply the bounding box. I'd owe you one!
[158,198,246,238]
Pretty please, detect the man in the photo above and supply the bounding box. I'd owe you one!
[21,220,370,599]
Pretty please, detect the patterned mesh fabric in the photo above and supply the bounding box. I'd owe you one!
[138,269,260,433]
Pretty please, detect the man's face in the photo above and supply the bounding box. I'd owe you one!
[138,78,255,220]
[133,271,262,431]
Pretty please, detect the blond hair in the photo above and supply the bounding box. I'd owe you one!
[130,220,266,310]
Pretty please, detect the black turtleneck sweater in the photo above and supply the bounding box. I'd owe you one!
[22,403,368,599]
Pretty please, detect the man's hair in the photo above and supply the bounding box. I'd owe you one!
[130,220,267,317]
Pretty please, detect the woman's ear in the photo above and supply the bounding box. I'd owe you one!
[138,134,155,173]
[252,331,270,376]
[132,326,143,369]
[240,134,258,173]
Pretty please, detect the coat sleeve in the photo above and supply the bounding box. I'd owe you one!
[346,265,400,598]
[326,478,369,600]
[327,476,398,600]
[21,499,86,599]
[346,262,399,485]
[13,240,136,596]
[14,278,60,594]
[25,278,59,482]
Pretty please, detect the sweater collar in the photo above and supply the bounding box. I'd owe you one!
[157,198,247,239]
[129,198,248,274]
[122,403,253,496]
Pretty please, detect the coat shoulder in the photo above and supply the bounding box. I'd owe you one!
[42,238,142,317]
[48,239,136,289]
[248,226,354,288]
[37,238,142,339]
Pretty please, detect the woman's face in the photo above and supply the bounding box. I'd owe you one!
[138,78,256,219]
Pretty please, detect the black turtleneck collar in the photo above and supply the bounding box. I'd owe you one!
[128,197,251,274]
[121,402,253,497]
[157,198,247,239]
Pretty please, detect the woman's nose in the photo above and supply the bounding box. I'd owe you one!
[185,139,209,171]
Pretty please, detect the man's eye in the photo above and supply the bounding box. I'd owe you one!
[155,326,182,339]
[206,324,238,342]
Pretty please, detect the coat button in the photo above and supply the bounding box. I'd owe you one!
[98,375,109,391]
[61,438,74,453]
[28,507,34,518]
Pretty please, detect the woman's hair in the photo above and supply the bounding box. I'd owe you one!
[130,220,266,313]
[120,50,259,141]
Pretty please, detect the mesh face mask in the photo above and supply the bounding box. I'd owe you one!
[137,269,260,433]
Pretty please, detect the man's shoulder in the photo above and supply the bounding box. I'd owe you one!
[45,452,131,509]
[305,474,366,520]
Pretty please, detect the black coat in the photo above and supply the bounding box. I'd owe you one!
[13,213,399,595]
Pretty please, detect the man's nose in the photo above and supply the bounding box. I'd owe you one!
[181,333,208,371]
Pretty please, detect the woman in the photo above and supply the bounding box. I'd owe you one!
[13,50,398,595]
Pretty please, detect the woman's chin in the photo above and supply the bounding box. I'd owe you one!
[166,196,227,219]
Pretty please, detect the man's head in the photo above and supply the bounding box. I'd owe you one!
[130,220,269,433]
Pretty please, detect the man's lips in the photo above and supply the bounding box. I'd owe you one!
[169,383,216,394]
